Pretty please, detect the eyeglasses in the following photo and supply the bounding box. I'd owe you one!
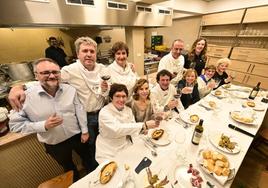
[36,70,60,76]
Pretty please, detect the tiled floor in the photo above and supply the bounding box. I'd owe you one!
[231,145,267,188]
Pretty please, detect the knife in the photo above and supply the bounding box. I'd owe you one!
[228,124,255,138]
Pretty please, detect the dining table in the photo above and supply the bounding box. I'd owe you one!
[70,84,268,188]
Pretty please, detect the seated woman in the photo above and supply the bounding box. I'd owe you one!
[126,79,154,122]
[95,83,158,163]
[213,58,233,88]
[177,69,200,109]
[197,65,216,98]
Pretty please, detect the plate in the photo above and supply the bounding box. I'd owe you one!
[197,150,235,185]
[148,128,171,146]
[87,160,135,188]
[179,112,200,125]
[171,165,205,188]
[211,90,228,98]
[209,132,240,154]
[230,110,256,125]
[222,84,251,92]
[229,91,249,99]
[200,99,219,110]
[242,101,266,111]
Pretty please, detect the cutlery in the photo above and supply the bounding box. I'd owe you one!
[144,142,157,157]
[145,137,158,148]
[175,117,189,128]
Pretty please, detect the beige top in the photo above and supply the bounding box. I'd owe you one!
[126,100,154,122]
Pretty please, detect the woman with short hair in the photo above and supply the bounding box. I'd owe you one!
[95,83,158,163]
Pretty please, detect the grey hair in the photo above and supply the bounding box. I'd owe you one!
[33,58,59,72]
[171,39,184,48]
[74,37,97,54]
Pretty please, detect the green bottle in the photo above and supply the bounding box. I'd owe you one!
[191,119,204,145]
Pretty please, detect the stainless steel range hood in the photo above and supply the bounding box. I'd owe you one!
[0,0,172,27]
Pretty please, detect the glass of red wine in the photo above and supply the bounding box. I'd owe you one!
[100,68,111,81]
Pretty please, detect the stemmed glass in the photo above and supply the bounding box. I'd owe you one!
[213,78,221,89]
[186,83,194,93]
[173,88,182,99]
[175,130,187,164]
[100,67,111,81]
[229,71,236,80]
[153,102,164,126]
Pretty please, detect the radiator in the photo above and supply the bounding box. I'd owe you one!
[0,134,80,188]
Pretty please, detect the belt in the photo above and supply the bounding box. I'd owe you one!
[87,110,100,115]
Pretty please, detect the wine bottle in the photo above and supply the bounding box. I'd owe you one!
[249,82,261,100]
[191,119,204,145]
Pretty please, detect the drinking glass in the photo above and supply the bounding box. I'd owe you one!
[186,83,194,93]
[229,71,236,80]
[173,88,182,99]
[100,67,111,81]
[213,78,221,88]
[175,130,187,163]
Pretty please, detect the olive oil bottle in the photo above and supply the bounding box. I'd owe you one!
[191,119,204,145]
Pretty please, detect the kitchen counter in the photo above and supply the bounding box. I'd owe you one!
[0,131,26,146]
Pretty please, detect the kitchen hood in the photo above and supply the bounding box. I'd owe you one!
[0,0,172,27]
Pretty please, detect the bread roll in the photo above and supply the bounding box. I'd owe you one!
[215,90,222,96]
[214,166,223,176]
[202,150,212,159]
[215,160,225,168]
[222,168,230,176]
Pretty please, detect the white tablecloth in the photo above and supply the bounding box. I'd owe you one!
[70,85,268,188]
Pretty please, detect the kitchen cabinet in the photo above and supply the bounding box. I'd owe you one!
[202,9,244,26]
[201,5,268,89]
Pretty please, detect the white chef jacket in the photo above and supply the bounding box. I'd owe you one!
[197,75,213,98]
[95,103,143,163]
[61,60,107,112]
[157,52,185,85]
[150,83,184,112]
[108,61,138,97]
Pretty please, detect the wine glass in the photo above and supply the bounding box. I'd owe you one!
[175,130,187,163]
[173,88,182,99]
[100,67,111,81]
[229,71,236,80]
[213,78,221,88]
[186,83,194,93]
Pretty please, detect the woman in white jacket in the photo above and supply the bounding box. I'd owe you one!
[95,84,158,163]
[197,65,216,98]
[108,41,138,97]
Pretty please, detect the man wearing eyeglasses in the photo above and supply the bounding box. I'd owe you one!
[157,39,185,85]
[9,58,91,181]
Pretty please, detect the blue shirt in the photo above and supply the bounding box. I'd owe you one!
[9,83,88,145]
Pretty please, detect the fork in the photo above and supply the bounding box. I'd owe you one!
[175,118,189,128]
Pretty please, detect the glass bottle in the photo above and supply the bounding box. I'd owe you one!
[249,82,261,100]
[191,119,204,145]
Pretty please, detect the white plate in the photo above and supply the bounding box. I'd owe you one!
[87,161,135,188]
[209,132,240,154]
[222,84,251,92]
[243,101,266,111]
[229,91,249,99]
[230,110,256,125]
[148,128,171,146]
[211,90,228,98]
[197,150,235,185]
[179,112,200,125]
[171,165,205,188]
[200,99,220,110]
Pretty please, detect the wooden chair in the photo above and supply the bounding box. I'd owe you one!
[38,171,73,188]
[258,170,268,188]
